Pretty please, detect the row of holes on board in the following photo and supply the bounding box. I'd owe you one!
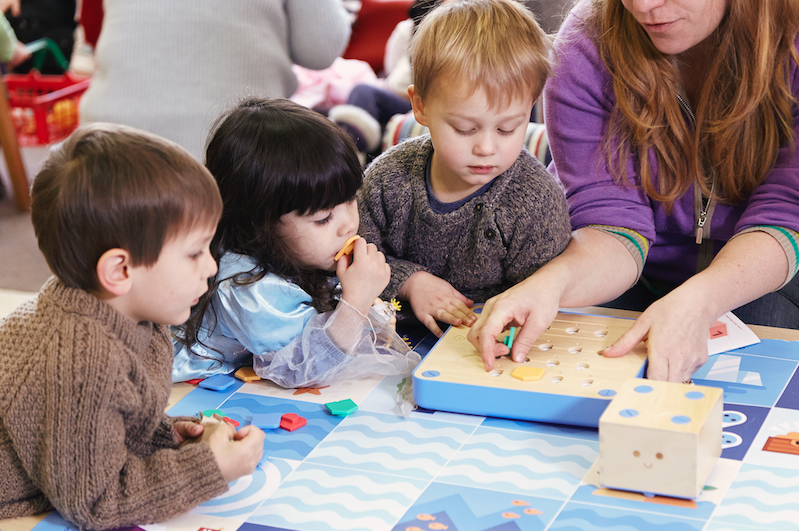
[537,327,608,354]
[488,368,596,387]
[490,359,594,386]
[549,326,608,337]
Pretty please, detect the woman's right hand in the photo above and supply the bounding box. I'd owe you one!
[208,423,266,483]
[337,237,391,315]
[467,274,562,371]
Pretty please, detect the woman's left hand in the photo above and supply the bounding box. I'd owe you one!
[602,287,713,382]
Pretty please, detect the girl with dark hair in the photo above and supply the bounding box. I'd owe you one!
[172,98,419,388]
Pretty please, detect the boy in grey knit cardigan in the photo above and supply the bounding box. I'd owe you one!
[358,0,571,337]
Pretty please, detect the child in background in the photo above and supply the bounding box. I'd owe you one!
[359,0,571,337]
[0,124,265,528]
[172,98,420,387]
[329,0,439,164]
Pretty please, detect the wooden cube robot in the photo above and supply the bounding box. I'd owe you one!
[598,378,723,499]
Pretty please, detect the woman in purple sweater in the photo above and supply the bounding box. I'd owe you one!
[469,0,799,383]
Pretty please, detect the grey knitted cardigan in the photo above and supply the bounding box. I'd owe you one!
[359,135,571,302]
[0,277,227,529]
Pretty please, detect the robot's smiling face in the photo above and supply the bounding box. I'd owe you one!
[632,449,664,469]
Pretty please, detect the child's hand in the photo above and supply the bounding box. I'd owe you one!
[173,420,204,444]
[337,238,390,315]
[208,424,266,483]
[400,271,476,337]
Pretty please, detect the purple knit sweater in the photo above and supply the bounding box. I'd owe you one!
[544,4,799,284]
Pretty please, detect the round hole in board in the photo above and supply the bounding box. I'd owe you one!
[565,326,579,334]
[577,362,589,370]
[595,329,608,337]
[546,359,560,367]
[569,346,583,354]
[538,343,553,351]
[550,376,563,383]
[489,370,503,377]
[580,379,593,386]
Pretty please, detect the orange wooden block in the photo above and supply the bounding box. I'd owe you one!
[235,367,261,382]
[511,367,545,382]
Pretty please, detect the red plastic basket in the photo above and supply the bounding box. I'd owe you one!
[5,70,90,146]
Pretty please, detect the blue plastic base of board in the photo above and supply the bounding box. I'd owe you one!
[413,362,647,428]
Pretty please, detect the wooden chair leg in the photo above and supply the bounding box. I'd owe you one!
[0,78,29,211]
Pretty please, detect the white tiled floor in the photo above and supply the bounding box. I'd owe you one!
[0,288,36,319]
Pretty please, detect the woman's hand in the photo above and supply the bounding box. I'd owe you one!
[602,288,712,382]
[605,231,789,382]
[468,229,640,372]
[467,274,561,371]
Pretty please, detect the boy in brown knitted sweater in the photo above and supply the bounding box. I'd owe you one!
[0,123,265,529]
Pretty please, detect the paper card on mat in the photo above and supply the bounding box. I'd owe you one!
[708,311,760,355]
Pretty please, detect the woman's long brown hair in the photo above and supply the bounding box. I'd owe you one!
[590,0,799,210]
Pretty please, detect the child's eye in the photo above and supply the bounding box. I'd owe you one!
[315,214,333,226]
[454,127,474,136]
[189,251,203,260]
[498,128,516,136]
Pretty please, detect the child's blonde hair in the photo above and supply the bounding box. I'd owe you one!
[410,0,551,109]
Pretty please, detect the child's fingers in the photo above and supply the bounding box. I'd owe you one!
[452,290,474,306]
[420,313,445,337]
[439,307,468,327]
[450,299,477,319]
[234,425,266,444]
[437,309,463,327]
[173,420,204,444]
[335,252,352,276]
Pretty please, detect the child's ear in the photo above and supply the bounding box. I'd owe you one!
[408,85,429,127]
[96,248,134,296]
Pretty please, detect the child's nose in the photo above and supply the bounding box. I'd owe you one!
[204,253,218,278]
[339,203,360,235]
[473,132,496,156]
[340,213,358,236]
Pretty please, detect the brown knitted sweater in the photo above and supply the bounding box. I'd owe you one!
[0,277,229,529]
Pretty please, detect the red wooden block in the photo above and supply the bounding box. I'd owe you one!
[186,378,204,385]
[280,413,307,431]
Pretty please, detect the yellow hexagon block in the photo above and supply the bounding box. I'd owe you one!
[511,367,545,382]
